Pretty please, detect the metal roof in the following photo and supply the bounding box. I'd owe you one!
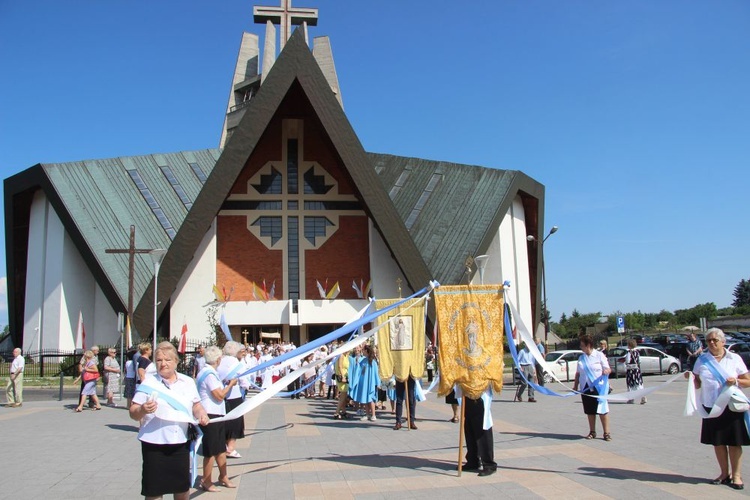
[367,153,520,284]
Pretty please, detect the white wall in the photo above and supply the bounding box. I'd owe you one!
[170,220,218,343]
[477,195,533,334]
[369,220,411,299]
[23,191,117,351]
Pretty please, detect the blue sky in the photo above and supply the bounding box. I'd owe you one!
[1,1,749,327]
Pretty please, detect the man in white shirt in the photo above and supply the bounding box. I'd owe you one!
[6,348,25,407]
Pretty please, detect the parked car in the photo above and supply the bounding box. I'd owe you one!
[651,334,689,348]
[662,342,691,367]
[608,346,681,376]
[542,350,583,383]
[727,342,750,368]
[617,335,652,346]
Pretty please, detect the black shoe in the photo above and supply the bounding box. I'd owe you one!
[461,463,480,472]
[730,482,745,490]
[478,468,497,477]
[710,476,731,485]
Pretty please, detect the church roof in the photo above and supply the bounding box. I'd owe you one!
[4,28,544,338]
[367,153,543,284]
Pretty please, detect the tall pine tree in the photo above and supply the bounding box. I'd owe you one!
[732,278,750,307]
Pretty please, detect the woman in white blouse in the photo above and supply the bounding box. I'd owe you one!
[573,334,612,441]
[197,346,238,492]
[129,342,209,499]
[689,328,750,490]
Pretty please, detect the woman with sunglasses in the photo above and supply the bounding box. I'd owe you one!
[689,328,750,490]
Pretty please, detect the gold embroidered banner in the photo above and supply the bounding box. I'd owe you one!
[375,298,426,382]
[435,285,504,399]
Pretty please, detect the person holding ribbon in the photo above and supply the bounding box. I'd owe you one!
[196,345,238,492]
[217,341,246,458]
[130,341,209,500]
[573,334,612,441]
[688,328,750,490]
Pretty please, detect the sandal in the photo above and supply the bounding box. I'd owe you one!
[449,417,458,423]
[218,478,236,488]
[199,482,221,493]
[74,408,82,413]
[710,476,731,485]
[585,431,596,440]
[603,433,612,442]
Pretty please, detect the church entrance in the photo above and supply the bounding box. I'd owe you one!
[307,324,342,343]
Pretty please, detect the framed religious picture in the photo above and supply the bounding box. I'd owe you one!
[389,316,413,351]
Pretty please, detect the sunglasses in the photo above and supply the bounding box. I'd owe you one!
[706,338,721,343]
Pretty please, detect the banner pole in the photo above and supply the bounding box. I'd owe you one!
[457,396,465,476]
[405,378,411,430]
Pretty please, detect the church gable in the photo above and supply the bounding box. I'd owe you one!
[217,80,369,301]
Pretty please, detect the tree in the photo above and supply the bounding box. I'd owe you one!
[733,278,750,308]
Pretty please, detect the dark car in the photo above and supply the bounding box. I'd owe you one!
[663,342,691,367]
[727,342,750,367]
[651,334,689,348]
[638,342,669,351]
[617,335,652,347]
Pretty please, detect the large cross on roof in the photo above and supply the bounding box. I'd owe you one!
[254,0,318,49]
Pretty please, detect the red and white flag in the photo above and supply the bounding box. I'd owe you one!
[178,320,188,355]
[75,311,86,350]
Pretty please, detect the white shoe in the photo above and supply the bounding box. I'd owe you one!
[360,414,368,421]
[369,415,377,421]
[227,450,242,458]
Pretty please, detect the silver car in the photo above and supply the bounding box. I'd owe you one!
[608,346,681,376]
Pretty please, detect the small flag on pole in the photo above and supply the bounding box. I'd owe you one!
[125,316,132,349]
[178,320,188,354]
[219,309,233,341]
[316,280,326,299]
[326,281,341,299]
[76,311,86,350]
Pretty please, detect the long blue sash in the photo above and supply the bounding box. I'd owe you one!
[195,367,221,389]
[578,353,610,414]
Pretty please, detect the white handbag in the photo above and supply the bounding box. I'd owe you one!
[729,392,750,413]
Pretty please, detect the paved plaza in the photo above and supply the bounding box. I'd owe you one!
[1,375,748,499]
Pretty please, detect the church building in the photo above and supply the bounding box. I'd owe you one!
[3,2,546,351]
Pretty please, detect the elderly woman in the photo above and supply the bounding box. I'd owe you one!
[217,341,246,459]
[688,328,750,489]
[103,348,121,406]
[573,334,612,441]
[196,346,238,492]
[130,342,209,500]
[75,350,102,412]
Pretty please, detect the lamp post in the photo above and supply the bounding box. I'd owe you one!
[474,255,489,285]
[149,249,167,348]
[527,226,558,346]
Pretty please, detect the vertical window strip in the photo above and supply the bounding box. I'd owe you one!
[127,169,176,239]
[389,167,412,199]
[188,162,207,184]
[287,139,298,195]
[288,216,299,300]
[160,166,193,210]
[405,173,442,230]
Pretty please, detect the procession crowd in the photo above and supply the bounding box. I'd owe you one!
[5,327,749,498]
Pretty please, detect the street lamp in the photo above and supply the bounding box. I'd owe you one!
[474,255,489,285]
[149,249,167,348]
[527,226,558,346]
